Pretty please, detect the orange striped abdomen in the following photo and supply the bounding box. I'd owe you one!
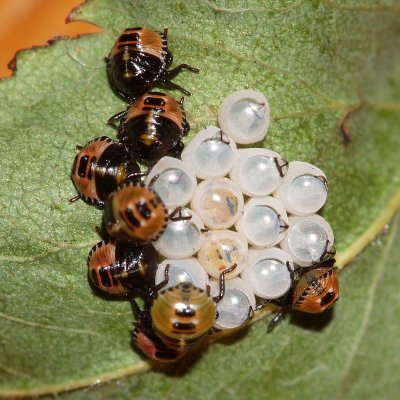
[71,137,112,205]
[126,92,185,130]
[87,240,125,295]
[105,182,167,242]
[293,265,339,313]
[151,283,216,351]
[109,27,166,60]
[87,239,158,295]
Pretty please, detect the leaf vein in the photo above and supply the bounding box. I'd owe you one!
[0,311,100,336]
[0,363,31,378]
[0,239,97,263]
[338,213,399,398]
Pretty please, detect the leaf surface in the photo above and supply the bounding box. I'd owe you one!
[45,214,400,400]
[0,0,399,397]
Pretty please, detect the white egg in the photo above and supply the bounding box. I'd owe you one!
[218,90,270,144]
[145,156,197,208]
[209,278,256,329]
[197,229,248,279]
[273,161,328,215]
[242,247,293,299]
[181,126,237,179]
[229,148,288,197]
[280,215,335,267]
[236,197,288,248]
[191,178,244,229]
[155,259,209,290]
[153,208,205,259]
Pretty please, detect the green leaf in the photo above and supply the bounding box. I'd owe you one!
[0,0,399,397]
[45,213,400,400]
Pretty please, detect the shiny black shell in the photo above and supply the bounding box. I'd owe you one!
[118,92,189,163]
[107,27,171,102]
[87,239,158,295]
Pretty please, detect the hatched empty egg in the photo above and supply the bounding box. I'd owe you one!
[235,197,288,248]
[155,259,209,290]
[145,156,197,208]
[153,208,205,259]
[230,148,287,197]
[273,161,328,216]
[181,126,237,179]
[197,230,248,279]
[280,214,335,267]
[209,278,256,329]
[191,178,244,229]
[241,248,293,299]
[218,90,270,144]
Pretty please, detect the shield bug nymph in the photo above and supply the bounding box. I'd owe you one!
[107,27,199,103]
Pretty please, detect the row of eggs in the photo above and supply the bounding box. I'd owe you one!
[150,127,328,218]
[83,88,335,334]
[155,209,334,268]
[153,245,320,330]
[145,110,334,330]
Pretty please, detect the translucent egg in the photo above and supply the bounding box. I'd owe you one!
[218,90,270,144]
[153,208,205,259]
[155,259,209,290]
[273,161,328,215]
[280,215,335,267]
[241,248,293,299]
[209,278,256,329]
[236,197,288,248]
[191,178,244,229]
[197,230,248,279]
[145,156,197,208]
[229,148,287,196]
[181,126,237,179]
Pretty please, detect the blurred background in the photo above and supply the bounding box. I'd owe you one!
[0,0,101,77]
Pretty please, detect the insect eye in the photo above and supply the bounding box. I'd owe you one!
[273,161,328,216]
[280,215,335,267]
[145,157,197,209]
[154,259,209,291]
[236,197,288,248]
[208,278,256,329]
[229,148,285,197]
[242,248,293,299]
[218,90,270,144]
[181,125,237,179]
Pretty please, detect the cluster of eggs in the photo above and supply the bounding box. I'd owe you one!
[146,89,337,331]
[70,26,339,363]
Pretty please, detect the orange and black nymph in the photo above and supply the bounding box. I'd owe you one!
[70,136,140,208]
[87,239,158,296]
[103,180,167,242]
[291,259,339,314]
[259,258,339,332]
[150,283,216,352]
[150,266,236,352]
[109,92,190,163]
[107,27,199,103]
